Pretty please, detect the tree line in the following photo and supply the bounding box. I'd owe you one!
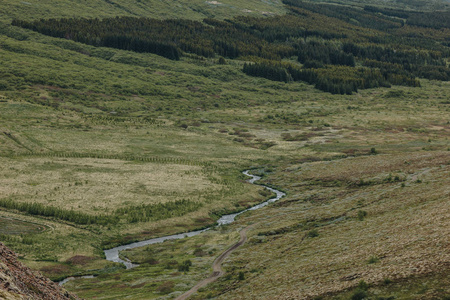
[0,198,117,225]
[364,6,450,29]
[115,199,202,223]
[0,198,202,226]
[11,0,450,94]
[244,61,394,94]
[283,0,404,31]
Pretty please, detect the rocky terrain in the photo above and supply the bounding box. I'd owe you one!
[0,242,78,300]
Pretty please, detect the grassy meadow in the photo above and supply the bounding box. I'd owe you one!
[204,151,449,299]
[0,0,449,299]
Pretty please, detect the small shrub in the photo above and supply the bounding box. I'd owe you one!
[384,90,405,98]
[358,280,369,291]
[260,141,277,150]
[307,229,319,238]
[238,271,245,280]
[258,189,272,197]
[357,179,372,186]
[367,256,379,264]
[21,236,35,245]
[351,290,368,300]
[0,81,10,91]
[385,174,392,182]
[156,281,175,294]
[178,259,192,272]
[143,257,159,265]
[164,260,178,269]
[358,210,367,221]
[194,247,207,257]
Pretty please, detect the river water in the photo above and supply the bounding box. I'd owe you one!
[59,170,285,284]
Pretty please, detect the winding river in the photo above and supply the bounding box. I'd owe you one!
[59,170,285,285]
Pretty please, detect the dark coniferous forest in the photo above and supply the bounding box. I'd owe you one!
[12,0,450,94]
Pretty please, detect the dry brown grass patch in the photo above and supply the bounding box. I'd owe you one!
[0,157,220,214]
[214,152,449,299]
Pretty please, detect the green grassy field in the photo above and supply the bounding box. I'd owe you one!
[0,0,449,298]
[0,216,47,235]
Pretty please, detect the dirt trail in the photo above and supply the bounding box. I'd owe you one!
[175,225,253,300]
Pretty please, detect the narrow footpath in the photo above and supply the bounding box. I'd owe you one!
[175,225,253,300]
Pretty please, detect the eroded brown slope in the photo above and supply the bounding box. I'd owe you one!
[0,242,78,300]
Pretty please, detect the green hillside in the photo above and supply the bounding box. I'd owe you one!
[1,0,447,22]
[0,0,449,299]
[0,0,286,22]
[306,0,450,10]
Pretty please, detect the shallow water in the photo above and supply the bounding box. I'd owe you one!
[59,170,285,284]
[104,170,285,269]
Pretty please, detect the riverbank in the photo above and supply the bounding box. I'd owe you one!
[59,170,285,286]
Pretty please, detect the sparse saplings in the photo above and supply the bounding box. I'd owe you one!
[0,198,117,225]
[178,259,192,272]
[238,271,245,280]
[351,280,369,300]
[307,229,319,238]
[156,281,175,294]
[115,199,202,223]
[357,210,367,221]
[367,256,379,264]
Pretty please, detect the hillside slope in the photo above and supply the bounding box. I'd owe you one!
[0,0,449,299]
[0,242,78,300]
[0,0,286,22]
[306,0,450,10]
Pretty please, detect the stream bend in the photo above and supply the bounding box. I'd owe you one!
[59,170,285,285]
[104,170,285,269]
